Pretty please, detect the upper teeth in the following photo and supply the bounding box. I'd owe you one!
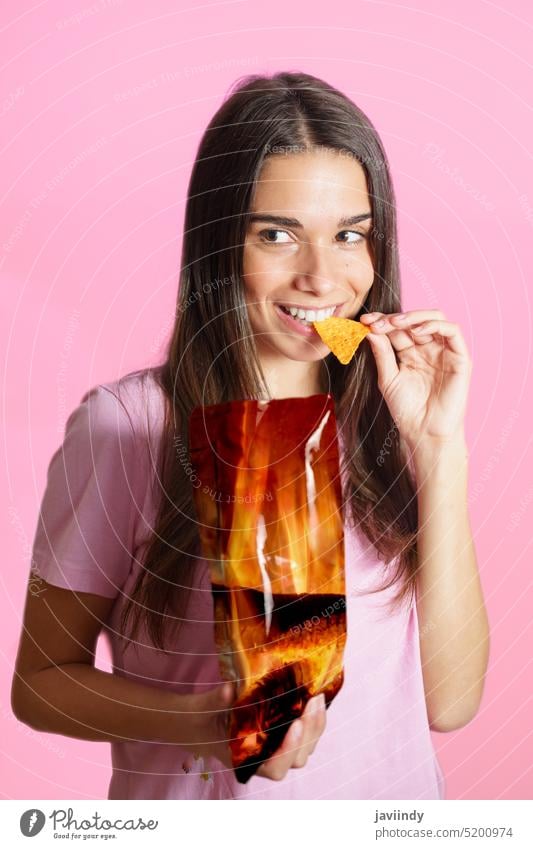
[284,306,336,321]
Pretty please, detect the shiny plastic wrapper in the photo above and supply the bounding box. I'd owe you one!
[188,394,346,783]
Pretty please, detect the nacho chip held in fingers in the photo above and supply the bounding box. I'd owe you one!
[312,317,370,365]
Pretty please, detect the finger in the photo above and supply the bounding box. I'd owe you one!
[360,309,445,326]
[411,320,470,358]
[255,694,327,779]
[298,693,326,743]
[394,329,436,349]
[255,719,304,781]
[365,330,400,390]
[408,333,434,344]
[213,682,235,729]
[389,309,446,325]
[363,315,416,353]
[292,696,327,768]
[212,684,237,769]
[300,692,322,714]
[365,315,456,354]
[360,311,447,349]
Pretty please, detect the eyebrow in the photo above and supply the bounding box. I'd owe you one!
[248,212,373,228]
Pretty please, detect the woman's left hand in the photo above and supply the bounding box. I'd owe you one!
[360,309,472,452]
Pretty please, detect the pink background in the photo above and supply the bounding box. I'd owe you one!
[2,0,532,800]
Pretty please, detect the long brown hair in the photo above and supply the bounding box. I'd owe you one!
[120,71,419,653]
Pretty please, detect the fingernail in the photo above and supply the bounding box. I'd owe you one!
[394,314,406,321]
[293,720,303,739]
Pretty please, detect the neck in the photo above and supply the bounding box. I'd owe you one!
[257,352,327,400]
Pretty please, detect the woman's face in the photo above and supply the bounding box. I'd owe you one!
[242,149,375,363]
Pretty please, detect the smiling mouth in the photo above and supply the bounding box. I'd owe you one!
[276,303,343,326]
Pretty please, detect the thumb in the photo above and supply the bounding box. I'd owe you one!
[366,331,399,391]
[219,681,235,705]
[209,682,235,756]
[207,680,235,709]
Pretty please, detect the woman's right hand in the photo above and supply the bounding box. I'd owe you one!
[180,682,327,781]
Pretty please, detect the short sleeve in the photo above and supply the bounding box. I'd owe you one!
[30,384,147,598]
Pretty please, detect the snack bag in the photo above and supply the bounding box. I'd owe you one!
[188,394,346,783]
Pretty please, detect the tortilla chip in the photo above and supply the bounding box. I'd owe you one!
[312,317,370,364]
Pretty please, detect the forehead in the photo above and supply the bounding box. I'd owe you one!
[250,150,370,218]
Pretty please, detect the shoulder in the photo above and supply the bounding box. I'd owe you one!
[32,369,167,597]
[74,366,166,449]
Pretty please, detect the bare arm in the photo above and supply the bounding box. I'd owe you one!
[412,436,490,732]
[11,580,327,780]
[11,581,201,746]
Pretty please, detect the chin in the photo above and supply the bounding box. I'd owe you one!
[277,343,328,362]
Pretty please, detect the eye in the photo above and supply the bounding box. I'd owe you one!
[258,228,293,244]
[336,230,365,245]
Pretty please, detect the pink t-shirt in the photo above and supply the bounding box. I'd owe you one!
[30,367,445,800]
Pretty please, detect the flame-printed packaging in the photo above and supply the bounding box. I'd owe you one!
[189,394,347,783]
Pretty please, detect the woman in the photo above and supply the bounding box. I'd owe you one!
[12,71,490,800]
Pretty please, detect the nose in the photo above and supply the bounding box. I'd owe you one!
[291,241,337,298]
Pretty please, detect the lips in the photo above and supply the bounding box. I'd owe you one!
[276,302,343,326]
[274,303,324,338]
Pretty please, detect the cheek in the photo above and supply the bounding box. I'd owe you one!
[242,242,255,275]
[242,247,289,295]
[242,248,261,301]
[242,251,269,308]
[348,249,374,284]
